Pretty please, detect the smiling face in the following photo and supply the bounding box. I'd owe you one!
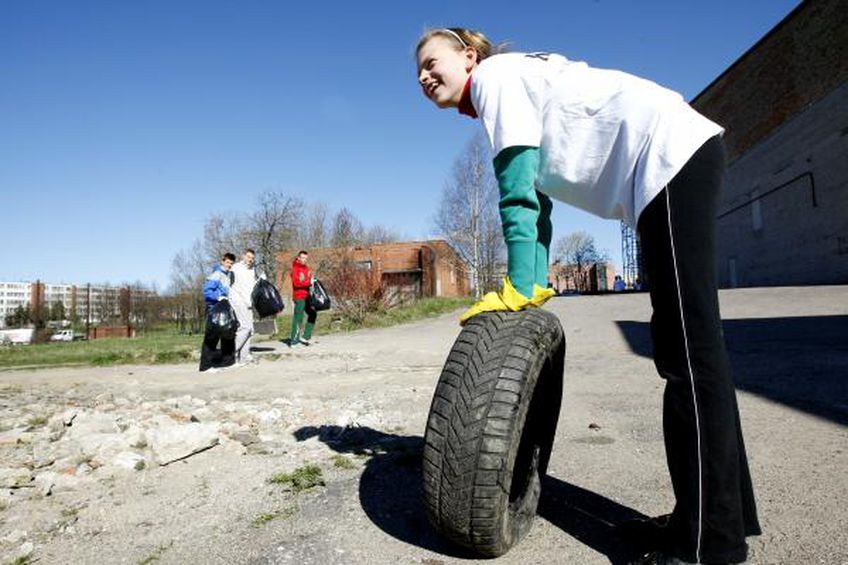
[417,35,478,109]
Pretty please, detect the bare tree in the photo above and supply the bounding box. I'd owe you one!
[433,132,503,298]
[250,191,303,283]
[94,285,120,325]
[299,202,330,249]
[202,214,247,264]
[111,281,161,332]
[170,239,208,294]
[553,231,610,291]
[331,207,365,247]
[363,224,400,245]
[170,240,209,334]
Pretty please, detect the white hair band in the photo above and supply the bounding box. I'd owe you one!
[440,28,467,48]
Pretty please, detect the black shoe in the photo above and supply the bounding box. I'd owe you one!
[628,551,696,565]
[629,550,746,565]
[619,514,672,550]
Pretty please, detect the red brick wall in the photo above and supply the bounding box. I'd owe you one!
[276,241,470,301]
[691,0,848,160]
[88,326,134,339]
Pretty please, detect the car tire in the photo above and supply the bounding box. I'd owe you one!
[422,309,565,557]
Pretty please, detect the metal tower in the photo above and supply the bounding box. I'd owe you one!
[620,221,643,287]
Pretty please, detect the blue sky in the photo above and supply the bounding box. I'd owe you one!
[1,0,801,290]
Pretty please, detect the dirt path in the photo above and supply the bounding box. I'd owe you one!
[1,286,846,564]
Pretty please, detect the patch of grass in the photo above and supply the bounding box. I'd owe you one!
[252,512,277,526]
[152,348,196,364]
[268,464,324,493]
[331,455,355,470]
[0,333,200,370]
[58,505,80,528]
[270,296,474,340]
[9,556,32,565]
[251,506,297,527]
[27,415,48,428]
[0,297,474,370]
[137,541,173,565]
[375,296,475,327]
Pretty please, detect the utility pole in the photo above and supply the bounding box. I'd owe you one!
[86,283,91,339]
[32,280,43,329]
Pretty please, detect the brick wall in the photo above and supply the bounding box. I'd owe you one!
[88,326,135,339]
[692,0,848,161]
[691,0,848,287]
[276,240,470,303]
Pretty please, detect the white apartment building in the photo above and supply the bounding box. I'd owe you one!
[0,281,156,328]
[0,282,32,327]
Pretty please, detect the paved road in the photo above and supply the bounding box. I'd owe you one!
[254,285,848,565]
[2,286,846,564]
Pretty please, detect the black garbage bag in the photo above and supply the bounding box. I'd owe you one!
[251,278,284,318]
[308,279,331,311]
[207,300,239,339]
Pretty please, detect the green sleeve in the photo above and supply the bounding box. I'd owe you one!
[493,146,541,298]
[536,191,552,288]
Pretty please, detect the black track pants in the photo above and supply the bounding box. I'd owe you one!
[199,310,235,372]
[637,136,761,564]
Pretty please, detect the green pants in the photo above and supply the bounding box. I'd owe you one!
[290,299,316,342]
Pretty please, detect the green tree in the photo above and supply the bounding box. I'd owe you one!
[49,300,66,322]
[5,304,30,328]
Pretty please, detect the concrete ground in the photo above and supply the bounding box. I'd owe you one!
[1,285,846,564]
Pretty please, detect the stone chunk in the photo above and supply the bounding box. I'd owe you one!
[148,423,219,466]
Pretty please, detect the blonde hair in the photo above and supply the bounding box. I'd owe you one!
[416,27,497,62]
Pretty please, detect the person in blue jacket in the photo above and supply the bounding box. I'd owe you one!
[416,28,760,565]
[199,252,236,372]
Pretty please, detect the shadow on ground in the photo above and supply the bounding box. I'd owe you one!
[616,315,848,425]
[295,424,647,563]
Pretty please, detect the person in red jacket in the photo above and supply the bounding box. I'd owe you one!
[289,250,317,346]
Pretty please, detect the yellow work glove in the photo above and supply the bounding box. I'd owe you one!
[530,284,556,307]
[459,277,533,326]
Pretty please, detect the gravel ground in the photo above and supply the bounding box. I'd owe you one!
[0,285,846,565]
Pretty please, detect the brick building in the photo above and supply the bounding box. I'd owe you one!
[276,240,470,304]
[691,0,848,287]
[549,261,617,293]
